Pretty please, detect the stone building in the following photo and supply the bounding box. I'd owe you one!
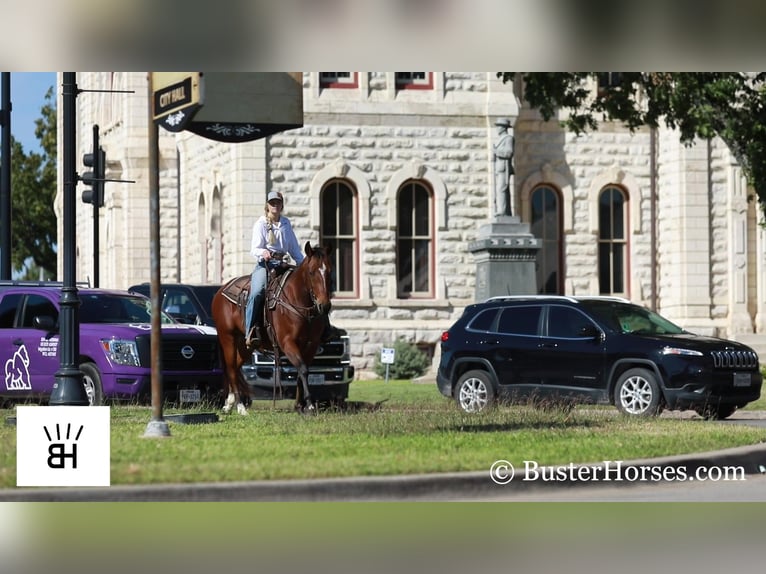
[56,72,766,375]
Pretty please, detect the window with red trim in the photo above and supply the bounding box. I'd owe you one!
[397,181,433,298]
[395,72,433,90]
[320,180,358,297]
[319,72,358,89]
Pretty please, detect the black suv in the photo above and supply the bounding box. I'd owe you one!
[437,296,763,419]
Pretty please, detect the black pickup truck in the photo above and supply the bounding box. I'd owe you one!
[128,283,355,402]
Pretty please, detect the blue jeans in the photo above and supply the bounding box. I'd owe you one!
[245,260,268,334]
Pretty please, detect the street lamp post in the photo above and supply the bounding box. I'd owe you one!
[50,72,89,406]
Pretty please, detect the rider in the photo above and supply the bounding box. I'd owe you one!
[245,190,304,349]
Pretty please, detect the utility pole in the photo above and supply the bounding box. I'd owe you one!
[144,73,170,437]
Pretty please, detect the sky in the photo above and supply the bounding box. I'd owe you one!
[6,72,57,153]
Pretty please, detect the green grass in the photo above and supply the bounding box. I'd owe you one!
[1,379,764,488]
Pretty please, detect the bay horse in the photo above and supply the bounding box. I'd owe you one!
[211,242,333,415]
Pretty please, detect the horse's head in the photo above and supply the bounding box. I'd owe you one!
[302,241,333,315]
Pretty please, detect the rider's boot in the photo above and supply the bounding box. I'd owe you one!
[246,324,261,350]
[246,295,264,350]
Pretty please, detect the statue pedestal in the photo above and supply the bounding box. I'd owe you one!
[468,216,541,301]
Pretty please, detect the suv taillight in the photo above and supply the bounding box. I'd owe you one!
[441,331,449,342]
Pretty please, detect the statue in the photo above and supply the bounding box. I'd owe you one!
[493,118,515,217]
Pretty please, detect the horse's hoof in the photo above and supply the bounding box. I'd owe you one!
[305,403,318,416]
[237,403,249,416]
[222,406,232,415]
[295,403,317,416]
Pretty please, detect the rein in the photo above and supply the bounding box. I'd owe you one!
[269,263,326,322]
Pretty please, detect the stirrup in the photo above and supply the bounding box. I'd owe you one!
[246,326,261,348]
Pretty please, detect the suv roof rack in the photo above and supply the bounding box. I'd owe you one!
[484,295,579,303]
[484,294,632,304]
[573,295,632,303]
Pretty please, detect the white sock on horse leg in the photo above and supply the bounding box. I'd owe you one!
[223,392,236,413]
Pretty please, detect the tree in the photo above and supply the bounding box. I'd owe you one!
[9,86,57,277]
[499,72,766,216]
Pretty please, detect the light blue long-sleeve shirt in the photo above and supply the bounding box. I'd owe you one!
[250,215,305,265]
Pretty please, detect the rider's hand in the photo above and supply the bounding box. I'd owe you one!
[262,249,271,261]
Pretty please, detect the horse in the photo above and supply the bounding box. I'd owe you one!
[211,241,333,415]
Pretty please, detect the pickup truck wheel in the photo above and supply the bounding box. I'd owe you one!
[80,362,104,406]
[614,367,663,417]
[455,370,496,413]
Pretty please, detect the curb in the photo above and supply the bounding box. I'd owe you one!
[2,441,765,501]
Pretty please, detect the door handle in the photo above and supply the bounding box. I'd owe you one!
[539,342,558,349]
[13,338,23,346]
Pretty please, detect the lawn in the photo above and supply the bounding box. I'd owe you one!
[1,379,764,488]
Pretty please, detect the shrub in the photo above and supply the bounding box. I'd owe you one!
[373,339,431,379]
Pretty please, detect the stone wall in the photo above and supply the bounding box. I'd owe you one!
[58,72,762,375]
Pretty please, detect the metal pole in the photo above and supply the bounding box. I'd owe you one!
[91,125,100,287]
[50,73,88,405]
[0,72,11,280]
[144,73,170,437]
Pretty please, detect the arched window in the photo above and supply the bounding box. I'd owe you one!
[210,187,222,284]
[531,185,562,294]
[397,181,433,298]
[320,180,358,297]
[598,186,628,296]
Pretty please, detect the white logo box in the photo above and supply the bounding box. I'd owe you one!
[16,406,110,487]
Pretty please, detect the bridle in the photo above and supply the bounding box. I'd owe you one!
[269,252,331,322]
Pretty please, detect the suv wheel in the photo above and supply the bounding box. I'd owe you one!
[695,403,737,420]
[80,362,104,406]
[455,370,496,413]
[614,367,663,417]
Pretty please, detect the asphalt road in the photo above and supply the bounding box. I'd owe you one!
[482,471,766,501]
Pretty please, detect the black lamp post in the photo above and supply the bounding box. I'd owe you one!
[1,72,11,280]
[50,72,89,406]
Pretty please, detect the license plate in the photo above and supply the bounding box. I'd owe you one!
[307,374,325,385]
[733,373,751,387]
[179,389,201,403]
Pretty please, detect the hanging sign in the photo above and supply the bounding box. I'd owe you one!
[151,72,203,132]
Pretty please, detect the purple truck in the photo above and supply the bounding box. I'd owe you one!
[0,282,223,406]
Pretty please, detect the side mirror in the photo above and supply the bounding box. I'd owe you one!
[33,315,57,332]
[580,324,601,339]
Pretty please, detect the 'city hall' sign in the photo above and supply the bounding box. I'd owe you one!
[151,72,303,143]
[151,72,203,132]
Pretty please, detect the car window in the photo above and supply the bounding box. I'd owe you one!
[497,305,542,336]
[0,293,22,328]
[20,294,57,327]
[79,293,174,324]
[467,308,498,332]
[164,289,198,323]
[581,300,686,335]
[547,306,594,338]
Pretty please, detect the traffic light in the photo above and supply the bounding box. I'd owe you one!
[81,125,105,207]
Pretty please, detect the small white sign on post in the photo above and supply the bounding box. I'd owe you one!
[381,347,395,383]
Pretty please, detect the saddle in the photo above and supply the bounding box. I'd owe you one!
[220,264,294,334]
